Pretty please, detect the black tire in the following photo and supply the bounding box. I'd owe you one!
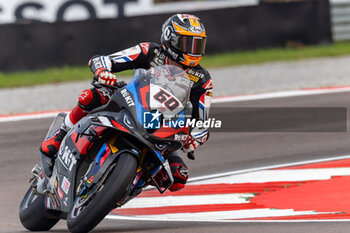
[19,183,60,231]
[67,152,137,233]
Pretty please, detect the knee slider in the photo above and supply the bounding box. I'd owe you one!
[168,155,189,185]
[78,89,93,106]
[78,89,101,111]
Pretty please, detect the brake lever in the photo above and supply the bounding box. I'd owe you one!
[91,80,126,90]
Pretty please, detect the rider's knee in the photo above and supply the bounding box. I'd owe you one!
[167,153,189,192]
[78,88,106,112]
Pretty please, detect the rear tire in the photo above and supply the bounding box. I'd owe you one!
[19,183,60,231]
[67,152,137,233]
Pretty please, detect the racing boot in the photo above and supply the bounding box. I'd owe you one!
[40,112,74,158]
[39,128,67,157]
[40,114,75,177]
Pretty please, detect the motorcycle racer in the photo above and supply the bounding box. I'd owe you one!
[40,14,213,192]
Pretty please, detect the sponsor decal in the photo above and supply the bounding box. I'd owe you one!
[61,176,71,195]
[86,176,95,184]
[163,25,173,41]
[120,89,135,107]
[0,0,258,25]
[92,57,104,70]
[187,69,204,79]
[98,87,112,99]
[179,166,189,178]
[174,134,188,142]
[140,43,150,55]
[79,90,90,101]
[150,49,166,67]
[188,74,199,83]
[0,0,133,24]
[58,146,77,172]
[57,187,64,200]
[189,26,204,34]
[64,197,68,206]
[166,47,179,59]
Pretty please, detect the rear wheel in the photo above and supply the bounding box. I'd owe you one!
[67,152,137,233]
[19,182,60,231]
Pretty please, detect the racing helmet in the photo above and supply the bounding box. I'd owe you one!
[161,14,207,67]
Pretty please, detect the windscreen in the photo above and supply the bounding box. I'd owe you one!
[148,65,192,118]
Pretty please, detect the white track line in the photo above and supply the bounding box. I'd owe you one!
[0,111,69,123]
[211,87,350,103]
[2,87,350,122]
[106,214,350,223]
[193,168,350,185]
[121,193,252,209]
[109,209,340,221]
[188,154,350,183]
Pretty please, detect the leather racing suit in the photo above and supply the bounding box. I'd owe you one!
[42,42,213,192]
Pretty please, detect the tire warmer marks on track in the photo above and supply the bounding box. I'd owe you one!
[108,156,350,221]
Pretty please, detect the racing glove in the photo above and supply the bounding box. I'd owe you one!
[182,136,200,153]
[95,68,117,86]
[182,128,209,154]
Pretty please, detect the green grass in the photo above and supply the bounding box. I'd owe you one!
[2,41,350,88]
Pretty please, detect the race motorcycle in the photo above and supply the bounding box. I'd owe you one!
[19,65,193,233]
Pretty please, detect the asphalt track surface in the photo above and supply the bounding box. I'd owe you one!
[2,91,350,233]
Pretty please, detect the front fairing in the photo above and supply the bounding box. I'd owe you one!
[124,65,193,145]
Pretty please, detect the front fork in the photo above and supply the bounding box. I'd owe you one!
[149,160,174,194]
[130,153,174,195]
[30,164,46,195]
[29,164,57,210]
[116,157,174,208]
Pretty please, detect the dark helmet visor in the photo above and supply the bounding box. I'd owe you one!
[173,36,207,55]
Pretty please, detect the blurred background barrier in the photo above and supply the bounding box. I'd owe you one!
[0,0,332,72]
[331,0,350,40]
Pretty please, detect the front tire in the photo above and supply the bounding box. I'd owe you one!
[67,152,137,233]
[19,183,60,231]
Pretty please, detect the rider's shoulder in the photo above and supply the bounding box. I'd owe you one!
[137,42,161,55]
[196,64,211,78]
[186,64,211,87]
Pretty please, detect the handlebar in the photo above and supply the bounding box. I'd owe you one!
[91,78,127,90]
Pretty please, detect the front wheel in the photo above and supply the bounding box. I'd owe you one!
[67,152,137,233]
[19,182,60,231]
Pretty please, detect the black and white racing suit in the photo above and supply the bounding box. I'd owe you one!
[87,42,213,191]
